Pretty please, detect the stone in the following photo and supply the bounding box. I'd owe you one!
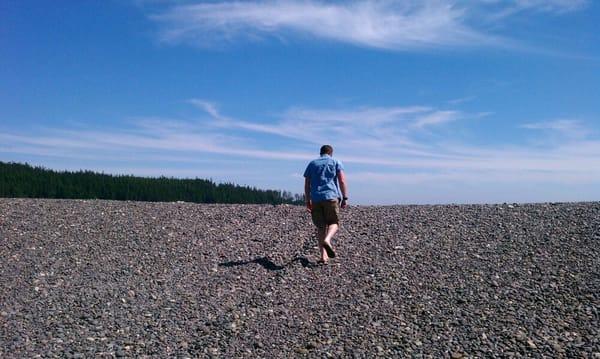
[0,199,598,358]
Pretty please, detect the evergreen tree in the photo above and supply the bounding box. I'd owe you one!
[0,161,303,205]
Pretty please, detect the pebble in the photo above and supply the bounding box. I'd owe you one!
[0,199,598,357]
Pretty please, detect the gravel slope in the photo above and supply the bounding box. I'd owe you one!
[0,199,599,358]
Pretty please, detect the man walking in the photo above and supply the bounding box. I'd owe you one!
[304,145,348,263]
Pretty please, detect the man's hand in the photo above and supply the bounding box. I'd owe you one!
[306,200,313,212]
[340,198,348,209]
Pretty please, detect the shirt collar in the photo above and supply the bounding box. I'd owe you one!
[320,154,331,158]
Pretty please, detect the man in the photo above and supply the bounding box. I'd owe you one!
[304,145,348,263]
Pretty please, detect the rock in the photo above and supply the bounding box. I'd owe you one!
[1,199,598,357]
[306,342,318,349]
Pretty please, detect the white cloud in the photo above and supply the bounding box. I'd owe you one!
[151,0,501,50]
[506,0,588,13]
[473,0,589,23]
[521,119,590,138]
[188,99,221,119]
[148,0,588,51]
[410,110,459,128]
[0,117,312,163]
[352,168,600,184]
[447,95,475,105]
[2,101,599,189]
[190,99,469,155]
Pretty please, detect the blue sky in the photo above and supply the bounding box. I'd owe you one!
[1,0,599,204]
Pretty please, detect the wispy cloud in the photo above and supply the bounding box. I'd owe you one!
[486,0,589,18]
[2,101,599,188]
[410,110,459,128]
[151,0,502,50]
[447,95,475,105]
[190,99,467,154]
[188,99,221,119]
[514,0,588,12]
[0,118,312,163]
[352,168,599,185]
[521,119,590,139]
[148,0,588,51]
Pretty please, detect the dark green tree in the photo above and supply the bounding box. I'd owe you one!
[0,161,303,205]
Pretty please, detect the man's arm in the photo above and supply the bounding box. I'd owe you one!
[338,170,348,208]
[304,177,312,212]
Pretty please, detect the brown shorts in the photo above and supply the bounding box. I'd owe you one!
[311,199,340,228]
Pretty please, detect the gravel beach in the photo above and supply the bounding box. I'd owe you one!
[1,199,598,358]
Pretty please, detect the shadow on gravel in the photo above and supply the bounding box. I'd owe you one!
[219,256,316,271]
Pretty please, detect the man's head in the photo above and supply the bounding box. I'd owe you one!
[320,145,333,156]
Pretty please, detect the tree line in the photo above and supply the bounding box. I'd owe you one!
[0,161,303,205]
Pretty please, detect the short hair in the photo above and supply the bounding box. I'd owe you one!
[320,145,333,155]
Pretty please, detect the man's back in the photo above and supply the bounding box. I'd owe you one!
[303,154,344,203]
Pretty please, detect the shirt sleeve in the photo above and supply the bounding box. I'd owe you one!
[303,162,312,178]
[336,159,344,173]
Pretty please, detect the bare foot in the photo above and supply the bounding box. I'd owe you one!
[323,241,336,258]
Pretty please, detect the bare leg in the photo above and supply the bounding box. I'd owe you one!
[324,223,339,247]
[317,226,328,261]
